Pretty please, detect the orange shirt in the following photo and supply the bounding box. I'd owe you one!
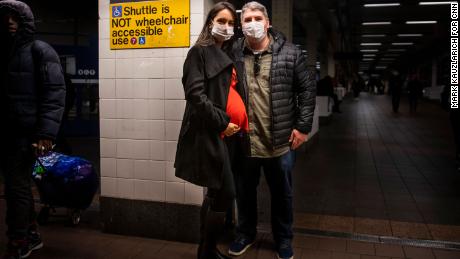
[223,68,249,137]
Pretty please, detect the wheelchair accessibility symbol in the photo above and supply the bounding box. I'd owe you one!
[139,37,146,45]
[112,6,122,18]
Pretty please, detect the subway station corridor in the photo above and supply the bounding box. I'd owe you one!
[292,93,460,242]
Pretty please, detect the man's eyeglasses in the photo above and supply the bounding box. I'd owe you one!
[254,53,261,77]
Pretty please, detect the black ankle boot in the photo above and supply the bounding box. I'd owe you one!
[197,198,230,259]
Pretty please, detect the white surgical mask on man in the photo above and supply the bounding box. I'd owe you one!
[242,21,266,41]
[211,23,234,42]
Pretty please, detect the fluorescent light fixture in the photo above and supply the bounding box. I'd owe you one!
[406,20,437,24]
[358,72,364,74]
[360,43,382,46]
[362,58,374,61]
[360,49,379,52]
[363,54,376,57]
[364,3,401,7]
[397,34,423,37]
[362,22,392,25]
[381,58,396,60]
[388,49,406,51]
[362,34,386,37]
[392,42,414,45]
[419,1,455,5]
[375,66,387,69]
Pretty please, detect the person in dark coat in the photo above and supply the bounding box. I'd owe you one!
[0,1,65,258]
[389,70,403,113]
[228,2,316,259]
[174,2,245,259]
[317,75,341,113]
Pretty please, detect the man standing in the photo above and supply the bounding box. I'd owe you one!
[229,2,316,259]
[0,1,65,258]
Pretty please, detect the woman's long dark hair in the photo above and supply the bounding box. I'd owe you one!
[195,2,237,48]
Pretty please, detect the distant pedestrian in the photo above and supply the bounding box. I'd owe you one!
[389,70,403,113]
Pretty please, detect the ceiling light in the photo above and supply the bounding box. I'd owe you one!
[362,34,386,37]
[363,54,376,57]
[392,42,414,45]
[362,22,392,25]
[376,66,387,69]
[360,49,379,52]
[397,34,423,37]
[364,3,401,7]
[381,58,396,60]
[419,1,455,5]
[406,21,437,24]
[361,43,382,46]
[362,58,375,61]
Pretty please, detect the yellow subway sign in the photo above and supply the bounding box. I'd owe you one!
[110,0,190,49]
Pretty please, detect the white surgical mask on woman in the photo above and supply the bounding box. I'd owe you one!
[242,21,266,41]
[211,23,234,41]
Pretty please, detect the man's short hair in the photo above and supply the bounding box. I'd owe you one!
[241,1,269,20]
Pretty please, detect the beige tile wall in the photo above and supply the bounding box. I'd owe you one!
[99,0,211,205]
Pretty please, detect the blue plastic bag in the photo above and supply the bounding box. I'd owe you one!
[33,152,99,209]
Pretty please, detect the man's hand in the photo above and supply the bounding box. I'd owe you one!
[32,139,53,156]
[289,129,308,150]
[223,123,240,137]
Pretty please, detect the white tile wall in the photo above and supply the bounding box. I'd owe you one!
[165,121,181,141]
[101,177,117,197]
[100,138,117,158]
[117,178,134,199]
[134,160,165,181]
[149,79,165,99]
[165,79,185,100]
[99,0,205,205]
[165,100,186,121]
[185,183,204,205]
[99,79,116,99]
[164,57,184,78]
[166,182,185,204]
[116,159,134,179]
[99,40,115,59]
[99,59,115,78]
[165,161,184,183]
[101,158,116,177]
[99,99,117,119]
[100,119,117,138]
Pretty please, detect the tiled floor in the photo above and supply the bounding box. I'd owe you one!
[291,93,460,241]
[0,202,459,259]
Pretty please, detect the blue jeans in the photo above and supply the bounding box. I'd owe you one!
[234,150,296,243]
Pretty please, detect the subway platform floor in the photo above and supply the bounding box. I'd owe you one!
[1,200,460,259]
[291,93,460,242]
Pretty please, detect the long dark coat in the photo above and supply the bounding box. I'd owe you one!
[174,44,234,189]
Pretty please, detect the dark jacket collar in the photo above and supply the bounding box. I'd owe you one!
[202,44,234,79]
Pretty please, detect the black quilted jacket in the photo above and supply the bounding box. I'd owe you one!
[233,29,316,148]
[0,0,65,140]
